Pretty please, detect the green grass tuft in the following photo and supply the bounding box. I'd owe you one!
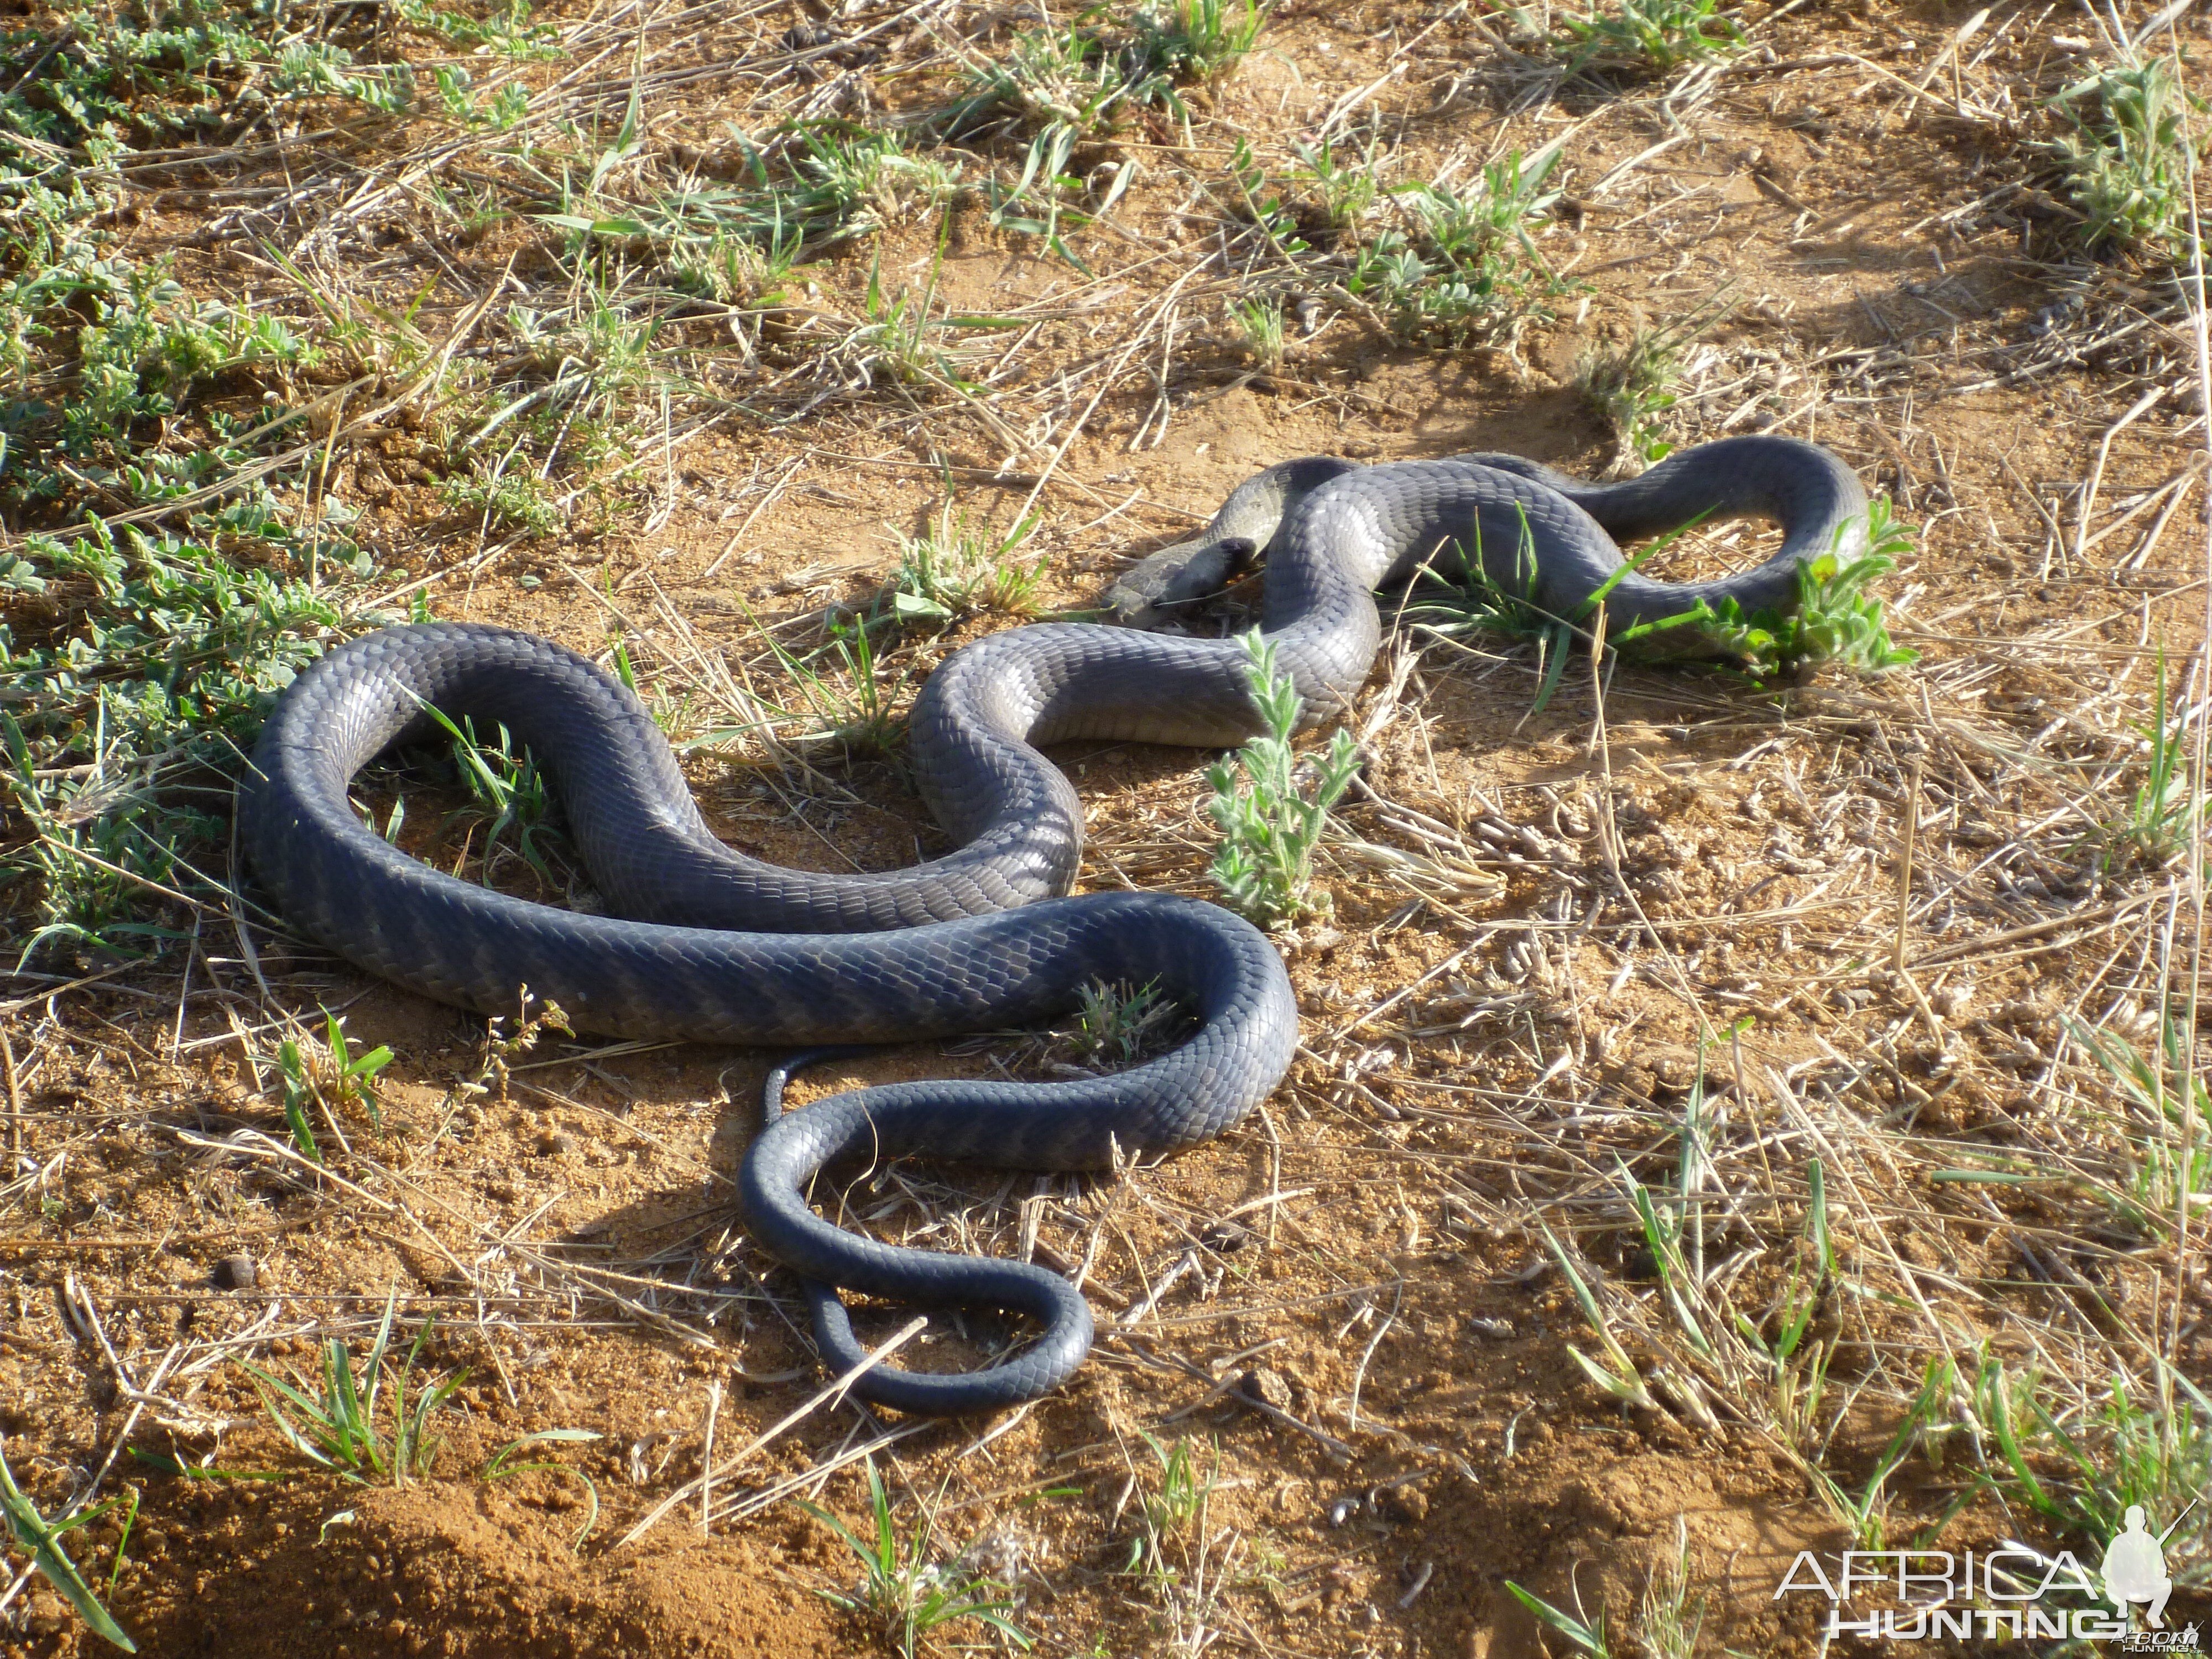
[1345,149,1577,346]
[2099,649,2208,873]
[1130,0,1265,83]
[0,1438,138,1652]
[800,1458,1032,1659]
[241,1292,468,1486]
[1972,1358,2211,1598]
[891,505,1048,622]
[2071,1010,2212,1232]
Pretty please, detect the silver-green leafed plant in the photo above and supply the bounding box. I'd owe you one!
[1206,634,1361,928]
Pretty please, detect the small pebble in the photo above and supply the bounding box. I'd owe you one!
[1379,1483,1430,1525]
[215,1254,258,1291]
[1237,1366,1294,1414]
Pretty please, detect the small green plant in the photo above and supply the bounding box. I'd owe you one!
[242,1293,468,1485]
[483,1430,603,1550]
[5,520,366,964]
[1972,1363,2211,1598]
[1746,1160,1832,1370]
[1141,1432,1211,1534]
[314,1010,394,1118]
[2051,56,2204,265]
[1615,499,1920,676]
[743,606,911,757]
[822,615,904,754]
[1344,149,1574,345]
[800,1459,1031,1659]
[274,1009,394,1160]
[395,0,559,57]
[1639,1517,1705,1659]
[2072,1011,2212,1228]
[1291,131,1383,232]
[1540,1219,1661,1412]
[2100,651,2208,872]
[1504,1577,1615,1658]
[800,126,961,234]
[1123,1432,1217,1583]
[1558,1035,1840,1446]
[1223,138,1309,257]
[944,27,1155,264]
[1809,1356,1958,1550]
[1205,634,1361,929]
[410,705,567,888]
[1503,1516,1700,1658]
[0,1439,138,1652]
[1232,298,1286,371]
[1558,0,1742,74]
[891,505,1048,622]
[441,462,562,536]
[1131,0,1265,82]
[950,22,1144,138]
[987,124,1105,268]
[1398,504,1604,712]
[1576,328,1686,465]
[1070,978,1177,1068]
[844,253,977,393]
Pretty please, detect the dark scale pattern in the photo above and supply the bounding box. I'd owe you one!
[242,435,1863,1414]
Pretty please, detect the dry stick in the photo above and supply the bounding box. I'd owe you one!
[1344,1281,1401,1436]
[701,457,806,581]
[2073,384,2169,570]
[1888,756,1946,1044]
[2167,6,2211,1391]
[1582,607,1700,1015]
[615,1314,928,1549]
[2123,470,2203,574]
[0,963,139,1019]
[2081,454,2209,557]
[1,1027,21,1159]
[170,1125,480,1288]
[712,1422,933,1525]
[1892,756,1921,978]
[699,1380,723,1538]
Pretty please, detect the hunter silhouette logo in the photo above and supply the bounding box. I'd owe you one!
[2105,1500,2197,1630]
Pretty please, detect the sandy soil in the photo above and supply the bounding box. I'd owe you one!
[4,0,2210,1655]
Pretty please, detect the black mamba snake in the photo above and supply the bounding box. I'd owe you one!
[243,435,1867,1415]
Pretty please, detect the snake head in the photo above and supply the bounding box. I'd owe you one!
[1103,535,1258,629]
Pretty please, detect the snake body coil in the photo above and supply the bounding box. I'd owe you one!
[244,436,1865,1414]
